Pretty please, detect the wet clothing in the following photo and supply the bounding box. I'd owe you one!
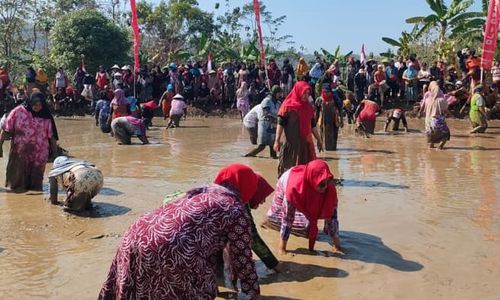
[424,95,449,143]
[316,96,342,151]
[356,100,379,134]
[258,96,281,146]
[160,91,173,119]
[469,93,488,132]
[49,157,103,212]
[98,184,260,300]
[277,111,316,177]
[2,105,52,191]
[95,100,111,133]
[267,169,339,240]
[277,81,316,174]
[111,116,146,145]
[243,105,260,145]
[386,108,408,131]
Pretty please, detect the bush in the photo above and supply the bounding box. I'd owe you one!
[50,9,131,74]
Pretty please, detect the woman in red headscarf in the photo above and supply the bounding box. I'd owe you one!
[99,164,270,300]
[266,159,340,254]
[214,164,281,275]
[315,83,343,151]
[274,81,323,177]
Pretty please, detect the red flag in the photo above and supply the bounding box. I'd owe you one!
[481,0,500,69]
[130,0,140,71]
[253,0,266,68]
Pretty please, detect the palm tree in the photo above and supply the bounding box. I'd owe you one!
[406,0,483,48]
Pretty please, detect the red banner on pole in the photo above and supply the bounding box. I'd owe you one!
[253,0,266,68]
[130,0,140,71]
[481,0,500,69]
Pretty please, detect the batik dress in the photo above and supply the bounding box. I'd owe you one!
[99,184,259,300]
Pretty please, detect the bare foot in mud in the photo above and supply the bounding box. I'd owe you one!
[429,143,436,149]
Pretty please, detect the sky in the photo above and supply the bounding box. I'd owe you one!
[154,0,483,55]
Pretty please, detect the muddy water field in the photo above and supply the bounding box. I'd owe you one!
[0,116,499,300]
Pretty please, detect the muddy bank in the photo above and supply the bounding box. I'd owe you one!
[0,116,499,300]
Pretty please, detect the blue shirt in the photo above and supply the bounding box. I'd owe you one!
[95,99,110,129]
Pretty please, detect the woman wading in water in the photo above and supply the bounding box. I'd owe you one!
[0,92,57,192]
[274,81,323,177]
[315,83,343,151]
[419,81,450,149]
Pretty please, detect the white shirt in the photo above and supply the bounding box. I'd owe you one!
[243,104,261,128]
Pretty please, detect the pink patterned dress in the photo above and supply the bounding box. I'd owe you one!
[99,184,260,300]
[2,105,52,191]
[266,169,339,241]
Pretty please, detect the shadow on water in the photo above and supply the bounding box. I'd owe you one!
[336,179,410,189]
[445,146,500,151]
[338,148,396,154]
[176,125,210,129]
[259,261,349,285]
[333,231,423,272]
[98,187,124,196]
[67,202,130,218]
[452,134,495,139]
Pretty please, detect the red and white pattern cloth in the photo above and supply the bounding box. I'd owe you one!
[2,105,52,169]
[266,169,339,241]
[99,184,259,299]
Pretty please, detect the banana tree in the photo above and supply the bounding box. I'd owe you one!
[382,26,420,58]
[450,0,489,45]
[406,0,483,56]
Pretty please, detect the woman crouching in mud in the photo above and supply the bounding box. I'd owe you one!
[48,156,103,212]
[99,164,268,300]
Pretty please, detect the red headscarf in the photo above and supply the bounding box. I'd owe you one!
[278,81,313,139]
[214,164,273,207]
[286,160,338,250]
[321,90,333,103]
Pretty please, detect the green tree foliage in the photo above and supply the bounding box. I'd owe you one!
[50,9,130,74]
[137,0,215,65]
[0,0,32,68]
[406,0,483,59]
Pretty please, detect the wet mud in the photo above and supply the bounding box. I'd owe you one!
[0,116,499,299]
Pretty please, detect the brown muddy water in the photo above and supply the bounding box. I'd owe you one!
[0,116,499,300]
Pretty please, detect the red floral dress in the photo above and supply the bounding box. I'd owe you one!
[99,184,260,300]
[2,105,52,190]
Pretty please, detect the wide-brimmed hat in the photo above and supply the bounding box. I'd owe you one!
[173,94,184,100]
[111,64,120,70]
[121,65,131,71]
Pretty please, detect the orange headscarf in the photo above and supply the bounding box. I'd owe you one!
[296,57,309,77]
